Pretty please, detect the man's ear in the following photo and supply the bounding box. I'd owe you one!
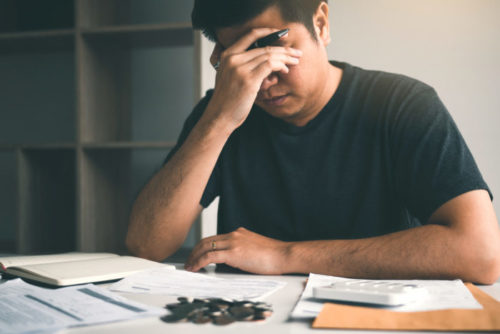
[313,2,331,46]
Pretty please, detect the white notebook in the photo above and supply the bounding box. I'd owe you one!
[0,252,173,286]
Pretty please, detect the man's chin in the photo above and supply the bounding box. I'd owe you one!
[260,107,303,124]
[257,100,295,118]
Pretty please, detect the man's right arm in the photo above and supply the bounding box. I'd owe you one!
[126,105,235,261]
[126,28,302,261]
[125,107,233,261]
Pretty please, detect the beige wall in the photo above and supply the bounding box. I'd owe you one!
[328,0,500,219]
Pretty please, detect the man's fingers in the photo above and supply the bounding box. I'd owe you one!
[219,46,301,74]
[252,59,290,79]
[186,249,230,272]
[209,239,230,252]
[247,52,300,72]
[185,237,231,270]
[185,228,286,275]
[210,43,224,68]
[214,51,299,87]
[185,237,211,265]
[238,46,302,64]
[226,28,280,54]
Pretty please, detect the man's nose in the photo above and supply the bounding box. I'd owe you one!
[259,73,279,92]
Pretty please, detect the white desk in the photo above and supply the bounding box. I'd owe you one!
[59,267,500,334]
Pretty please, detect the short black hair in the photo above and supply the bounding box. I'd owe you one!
[192,0,328,42]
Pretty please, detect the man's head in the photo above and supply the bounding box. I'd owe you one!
[192,1,338,127]
[192,0,328,43]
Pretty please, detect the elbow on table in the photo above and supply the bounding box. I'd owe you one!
[481,255,500,285]
[465,242,500,285]
[125,233,167,263]
[472,258,500,285]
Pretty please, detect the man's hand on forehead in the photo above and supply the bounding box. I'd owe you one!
[203,26,301,127]
[211,28,290,69]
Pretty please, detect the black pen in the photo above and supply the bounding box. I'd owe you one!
[248,28,289,50]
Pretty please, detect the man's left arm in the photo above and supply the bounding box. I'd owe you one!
[185,189,500,284]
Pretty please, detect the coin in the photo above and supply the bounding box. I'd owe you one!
[194,298,210,304]
[228,305,255,321]
[254,302,272,310]
[177,297,193,303]
[162,297,273,325]
[192,313,212,324]
[252,312,266,320]
[187,308,208,321]
[213,313,235,326]
[160,313,189,323]
[165,303,180,310]
[210,310,222,317]
[254,307,273,315]
[161,303,199,323]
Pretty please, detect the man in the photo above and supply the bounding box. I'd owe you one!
[126,0,500,284]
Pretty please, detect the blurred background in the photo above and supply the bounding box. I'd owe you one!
[0,0,498,256]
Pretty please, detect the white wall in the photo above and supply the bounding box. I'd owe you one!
[327,0,500,220]
[198,35,219,239]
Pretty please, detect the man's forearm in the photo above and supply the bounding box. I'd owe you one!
[285,223,497,284]
[126,110,234,261]
[184,183,499,284]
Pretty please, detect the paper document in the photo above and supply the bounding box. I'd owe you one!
[0,279,165,334]
[109,267,286,301]
[290,273,483,319]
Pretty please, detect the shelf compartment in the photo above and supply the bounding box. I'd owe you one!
[0,150,18,252]
[18,149,76,254]
[78,0,194,28]
[79,147,180,253]
[79,38,195,143]
[0,52,75,144]
[0,0,74,33]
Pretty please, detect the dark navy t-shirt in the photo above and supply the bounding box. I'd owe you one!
[165,61,492,242]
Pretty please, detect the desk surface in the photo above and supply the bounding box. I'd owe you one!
[56,266,500,334]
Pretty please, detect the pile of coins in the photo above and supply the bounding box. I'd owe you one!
[161,297,273,325]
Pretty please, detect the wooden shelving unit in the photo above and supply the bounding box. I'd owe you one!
[0,0,202,254]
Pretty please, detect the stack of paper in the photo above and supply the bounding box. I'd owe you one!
[109,267,287,300]
[291,273,483,319]
[0,279,165,334]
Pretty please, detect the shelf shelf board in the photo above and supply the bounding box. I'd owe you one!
[81,23,193,48]
[81,22,192,34]
[81,142,175,149]
[0,143,77,150]
[0,29,75,54]
[0,29,75,40]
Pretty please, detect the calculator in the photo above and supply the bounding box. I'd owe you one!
[313,280,428,306]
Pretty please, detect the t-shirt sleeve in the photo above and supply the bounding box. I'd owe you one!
[390,86,492,223]
[163,90,220,208]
